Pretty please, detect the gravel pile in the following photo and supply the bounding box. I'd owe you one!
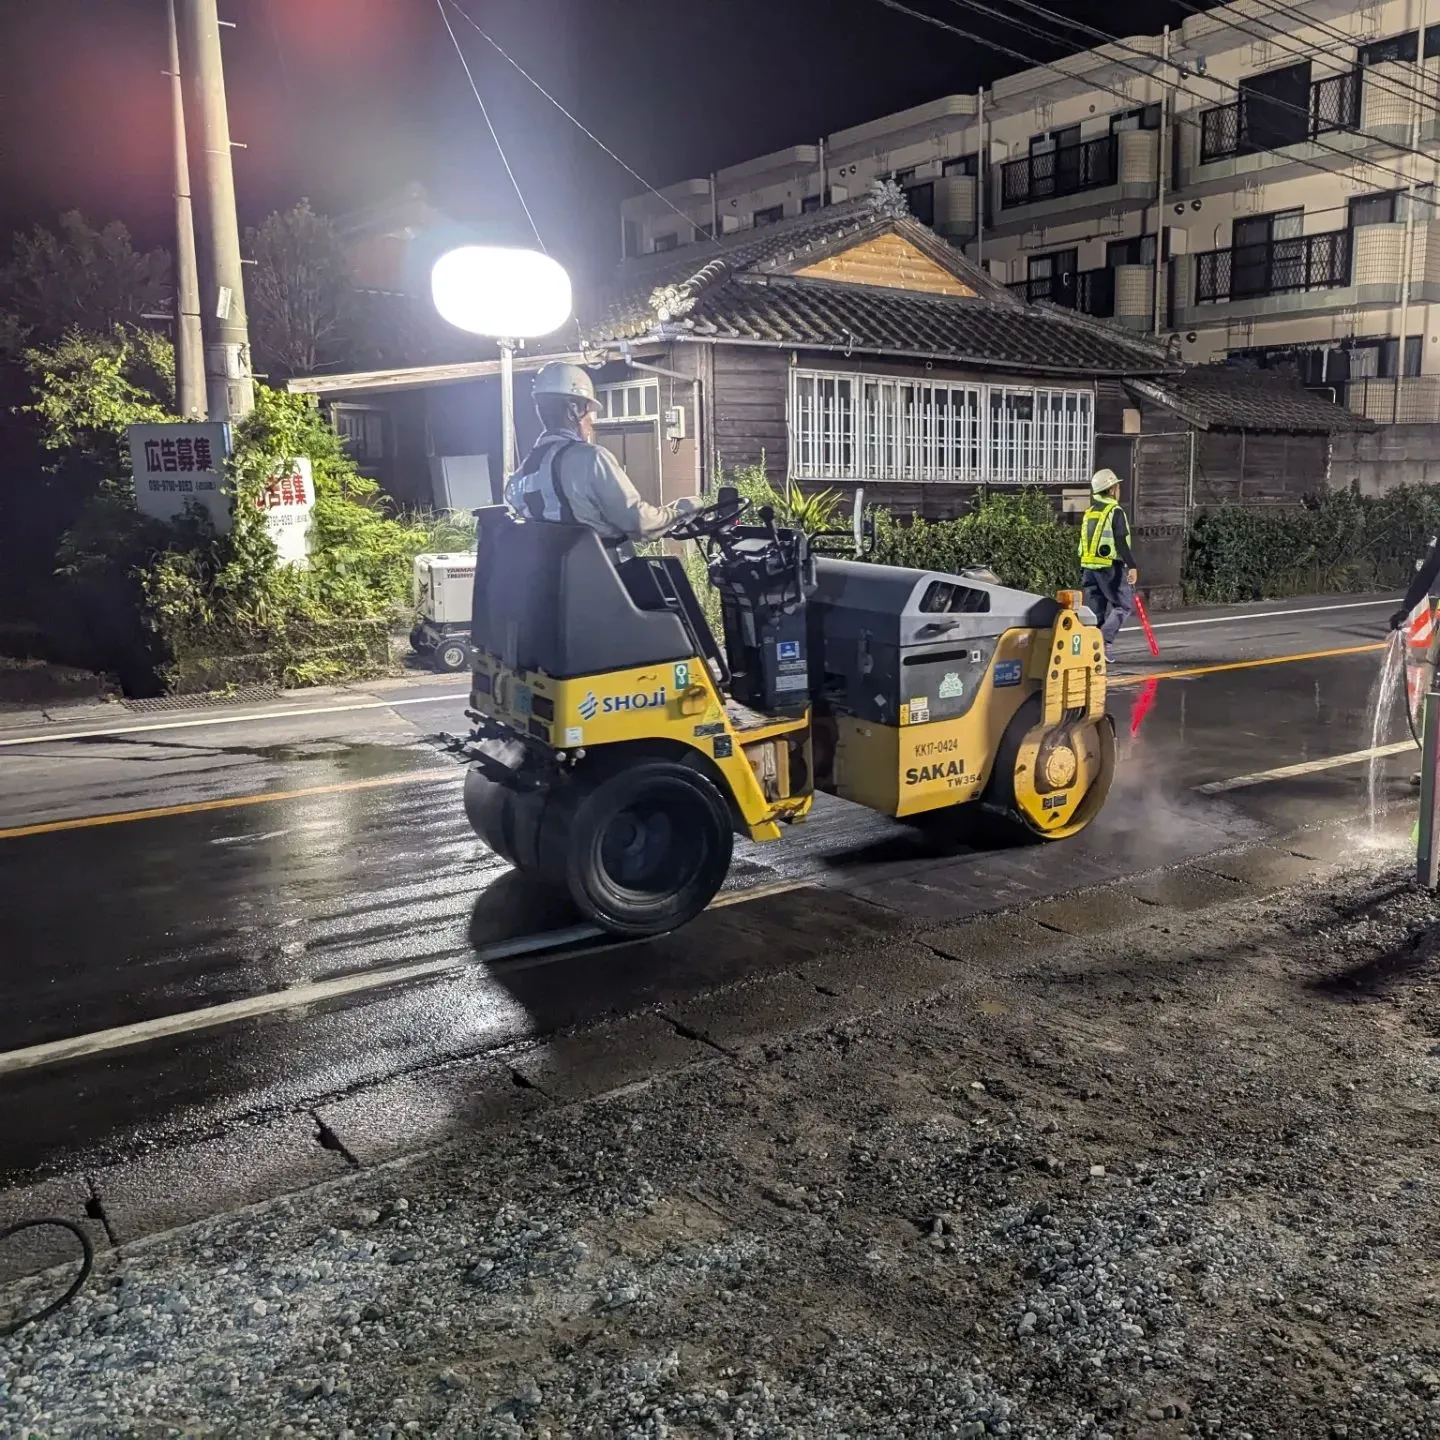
[6,850,1440,1438]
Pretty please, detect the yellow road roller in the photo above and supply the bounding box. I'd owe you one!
[460,489,1115,937]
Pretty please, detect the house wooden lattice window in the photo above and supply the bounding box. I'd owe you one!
[788,369,1094,486]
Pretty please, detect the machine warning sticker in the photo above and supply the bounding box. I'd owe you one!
[579,692,599,721]
[512,684,533,716]
[564,726,584,746]
[777,640,802,662]
[713,735,734,759]
[1043,794,1068,810]
[907,698,930,725]
[775,673,808,692]
[1071,634,1083,655]
[994,660,1023,687]
[938,671,965,699]
[693,721,726,737]
[673,662,691,690]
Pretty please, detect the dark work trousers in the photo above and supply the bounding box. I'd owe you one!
[1081,565,1134,653]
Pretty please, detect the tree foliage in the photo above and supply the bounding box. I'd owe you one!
[24,329,457,693]
[245,201,359,380]
[0,213,171,355]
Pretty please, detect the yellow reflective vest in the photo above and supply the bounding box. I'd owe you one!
[1079,499,1123,570]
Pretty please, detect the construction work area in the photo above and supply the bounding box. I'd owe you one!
[2,804,1436,1438]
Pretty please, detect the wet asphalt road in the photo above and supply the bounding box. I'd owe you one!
[0,594,1415,1182]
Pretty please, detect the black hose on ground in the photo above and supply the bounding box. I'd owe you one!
[0,1218,94,1336]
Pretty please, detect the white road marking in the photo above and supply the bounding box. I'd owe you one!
[1141,598,1399,632]
[1197,741,1414,794]
[0,690,470,749]
[0,882,808,1076]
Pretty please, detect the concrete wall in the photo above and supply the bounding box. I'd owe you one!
[1331,423,1440,495]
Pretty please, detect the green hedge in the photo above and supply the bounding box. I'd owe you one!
[1184,485,1440,604]
[870,489,1077,594]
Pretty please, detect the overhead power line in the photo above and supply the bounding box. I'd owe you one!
[965,0,1437,172]
[432,0,546,253]
[876,0,1419,197]
[1169,0,1440,116]
[986,0,1438,119]
[443,0,724,250]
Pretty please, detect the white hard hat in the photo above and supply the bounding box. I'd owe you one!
[1091,468,1122,497]
[533,362,597,408]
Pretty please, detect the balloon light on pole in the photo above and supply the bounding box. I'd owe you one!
[431,246,574,478]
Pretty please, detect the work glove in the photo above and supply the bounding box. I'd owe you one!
[1391,606,1411,632]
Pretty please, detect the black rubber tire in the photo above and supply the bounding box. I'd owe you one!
[433,639,470,673]
[552,762,733,937]
[463,764,545,870]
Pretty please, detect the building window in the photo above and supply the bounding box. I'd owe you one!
[802,192,823,213]
[623,220,640,260]
[595,381,660,423]
[1359,26,1440,64]
[904,182,936,227]
[652,232,680,252]
[331,405,388,462]
[789,369,1093,486]
[1349,190,1399,228]
[752,203,785,228]
[1107,234,1157,267]
[943,154,979,177]
[1110,104,1161,132]
[695,221,715,240]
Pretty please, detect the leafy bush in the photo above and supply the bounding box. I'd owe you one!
[32,329,462,693]
[1184,485,1440,604]
[870,488,1077,594]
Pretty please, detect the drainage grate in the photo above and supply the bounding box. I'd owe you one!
[121,684,280,714]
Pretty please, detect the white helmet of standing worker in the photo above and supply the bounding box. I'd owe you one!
[532,362,597,410]
[1090,468,1122,497]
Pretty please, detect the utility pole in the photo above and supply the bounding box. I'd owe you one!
[166,0,205,418]
[1395,0,1430,424]
[1153,25,1170,337]
[177,0,254,420]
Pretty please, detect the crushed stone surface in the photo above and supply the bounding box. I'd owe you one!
[5,845,1440,1438]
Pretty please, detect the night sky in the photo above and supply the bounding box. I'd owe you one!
[0,0,1208,287]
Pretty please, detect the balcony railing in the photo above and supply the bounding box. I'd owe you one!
[1000,136,1116,209]
[1198,71,1361,163]
[1195,229,1351,303]
[1008,266,1116,317]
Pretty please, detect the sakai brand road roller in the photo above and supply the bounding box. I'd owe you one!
[459,489,1116,938]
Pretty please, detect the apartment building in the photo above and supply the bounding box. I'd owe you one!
[619,0,1440,424]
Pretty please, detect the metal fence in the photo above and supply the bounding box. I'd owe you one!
[1006,267,1115,316]
[1000,136,1116,208]
[1199,71,1360,163]
[1195,229,1351,303]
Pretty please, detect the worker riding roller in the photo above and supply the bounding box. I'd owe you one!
[1078,469,1138,664]
[461,366,1118,939]
[505,362,702,550]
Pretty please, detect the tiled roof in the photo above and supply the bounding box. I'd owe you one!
[673,276,1175,376]
[1128,365,1376,433]
[585,186,1174,379]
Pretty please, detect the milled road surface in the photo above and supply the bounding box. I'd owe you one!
[2,809,1432,1440]
[0,595,1417,1250]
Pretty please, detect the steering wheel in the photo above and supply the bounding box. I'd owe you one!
[666,495,750,542]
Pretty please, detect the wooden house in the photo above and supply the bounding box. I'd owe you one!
[290,186,1180,516]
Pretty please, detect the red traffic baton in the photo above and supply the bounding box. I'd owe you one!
[1132,592,1161,658]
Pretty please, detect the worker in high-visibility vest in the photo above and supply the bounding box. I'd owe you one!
[1391,536,1440,787]
[1078,468,1138,663]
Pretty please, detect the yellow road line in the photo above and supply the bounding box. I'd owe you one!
[1108,641,1384,688]
[0,768,459,841]
[0,642,1391,841]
